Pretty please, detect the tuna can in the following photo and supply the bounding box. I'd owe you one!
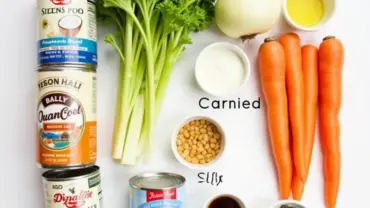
[42,165,103,208]
[37,64,97,168]
[37,0,97,65]
[129,172,186,208]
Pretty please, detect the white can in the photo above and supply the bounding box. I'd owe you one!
[42,166,103,208]
[37,0,97,65]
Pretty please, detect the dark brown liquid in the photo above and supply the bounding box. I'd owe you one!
[208,196,241,208]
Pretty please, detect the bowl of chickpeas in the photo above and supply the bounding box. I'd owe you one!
[172,116,226,169]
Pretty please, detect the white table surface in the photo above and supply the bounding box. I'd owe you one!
[1,0,369,207]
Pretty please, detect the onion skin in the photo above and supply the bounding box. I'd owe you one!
[215,0,282,39]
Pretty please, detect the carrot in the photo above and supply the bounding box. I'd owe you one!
[318,36,344,208]
[258,37,293,199]
[292,45,319,200]
[280,33,306,181]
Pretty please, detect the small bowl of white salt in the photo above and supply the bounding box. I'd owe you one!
[195,42,250,97]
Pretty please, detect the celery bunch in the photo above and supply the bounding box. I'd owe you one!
[98,0,215,165]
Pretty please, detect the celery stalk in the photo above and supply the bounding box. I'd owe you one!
[112,12,134,159]
[120,93,144,165]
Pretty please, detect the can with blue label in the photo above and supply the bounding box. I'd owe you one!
[129,173,186,208]
[37,0,97,65]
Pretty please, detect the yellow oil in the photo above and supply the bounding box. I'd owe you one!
[287,0,325,28]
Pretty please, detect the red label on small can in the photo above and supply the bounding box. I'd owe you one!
[146,189,177,202]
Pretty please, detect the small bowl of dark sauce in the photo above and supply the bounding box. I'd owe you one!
[203,194,246,208]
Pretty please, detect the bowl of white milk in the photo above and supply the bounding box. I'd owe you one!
[195,42,250,97]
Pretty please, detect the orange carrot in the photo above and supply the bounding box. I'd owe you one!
[292,45,319,200]
[280,33,306,181]
[258,37,293,199]
[318,36,344,208]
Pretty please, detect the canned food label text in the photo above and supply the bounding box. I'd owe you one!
[37,0,97,65]
[130,187,185,208]
[37,70,97,166]
[43,173,102,208]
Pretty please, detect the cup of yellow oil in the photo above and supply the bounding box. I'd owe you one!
[283,0,336,31]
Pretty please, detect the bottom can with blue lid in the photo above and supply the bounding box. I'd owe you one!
[129,172,186,208]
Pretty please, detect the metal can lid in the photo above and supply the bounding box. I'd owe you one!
[129,172,186,190]
[42,165,100,181]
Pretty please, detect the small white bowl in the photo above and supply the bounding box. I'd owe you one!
[283,0,336,31]
[203,194,246,208]
[195,42,250,97]
[171,115,226,170]
[270,200,307,208]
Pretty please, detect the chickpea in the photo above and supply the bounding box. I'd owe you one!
[192,145,197,150]
[191,158,199,164]
[191,149,197,155]
[184,143,189,150]
[200,129,206,134]
[214,133,221,140]
[204,144,210,149]
[201,150,207,155]
[197,155,204,160]
[203,134,209,141]
[214,144,220,150]
[190,152,196,157]
[184,131,190,138]
[208,131,214,136]
[210,138,217,144]
[176,140,182,146]
[210,143,216,149]
[200,159,206,164]
[183,149,189,156]
[200,120,206,125]
[178,146,184,152]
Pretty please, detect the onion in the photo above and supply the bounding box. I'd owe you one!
[215,0,282,39]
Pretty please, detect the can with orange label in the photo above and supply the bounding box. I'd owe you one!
[37,64,97,168]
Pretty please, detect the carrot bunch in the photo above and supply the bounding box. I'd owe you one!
[258,33,344,208]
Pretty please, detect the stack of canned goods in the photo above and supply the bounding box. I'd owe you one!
[36,0,102,207]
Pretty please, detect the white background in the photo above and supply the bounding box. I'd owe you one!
[0,0,369,207]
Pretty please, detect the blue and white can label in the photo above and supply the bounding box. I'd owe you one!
[37,0,97,65]
[129,187,185,208]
